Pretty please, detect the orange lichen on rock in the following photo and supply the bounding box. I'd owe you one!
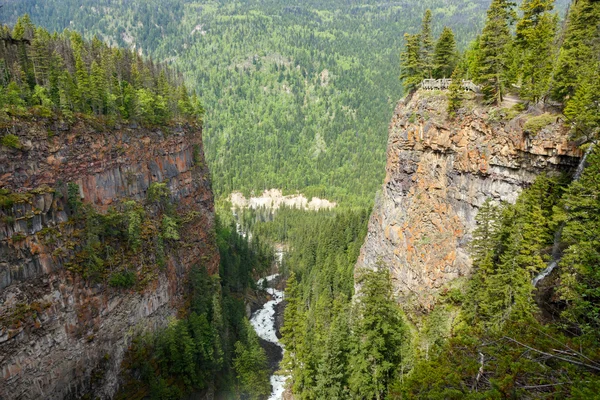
[357,91,580,307]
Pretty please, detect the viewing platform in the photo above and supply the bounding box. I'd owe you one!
[420,78,480,92]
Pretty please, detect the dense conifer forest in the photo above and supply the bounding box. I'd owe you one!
[401,0,599,136]
[117,217,274,399]
[0,16,203,126]
[0,21,274,398]
[2,0,568,205]
[1,0,599,398]
[268,0,600,398]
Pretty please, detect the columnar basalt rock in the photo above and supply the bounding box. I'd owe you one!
[357,91,581,308]
[0,119,218,399]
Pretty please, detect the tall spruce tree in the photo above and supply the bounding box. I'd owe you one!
[349,268,406,400]
[557,147,600,339]
[280,272,308,393]
[564,63,600,140]
[551,0,600,103]
[447,67,464,117]
[399,33,423,92]
[516,0,557,102]
[314,300,352,400]
[233,320,271,400]
[464,199,502,324]
[553,0,600,139]
[433,26,458,79]
[476,0,516,104]
[419,9,435,79]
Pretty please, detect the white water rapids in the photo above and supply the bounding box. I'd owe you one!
[250,274,288,400]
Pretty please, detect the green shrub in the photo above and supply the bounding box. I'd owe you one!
[512,102,526,112]
[524,113,556,134]
[67,182,82,214]
[12,232,26,242]
[162,215,180,240]
[2,215,15,224]
[192,144,202,166]
[502,107,521,121]
[147,182,170,203]
[1,134,21,149]
[109,270,137,288]
[0,189,14,208]
[443,288,464,304]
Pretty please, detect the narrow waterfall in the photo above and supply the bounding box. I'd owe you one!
[532,143,595,286]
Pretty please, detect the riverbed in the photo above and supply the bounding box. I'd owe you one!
[250,274,288,400]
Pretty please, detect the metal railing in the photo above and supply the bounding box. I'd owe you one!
[420,78,480,92]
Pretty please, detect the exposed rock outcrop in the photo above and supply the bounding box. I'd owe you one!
[357,91,581,308]
[0,119,218,399]
[230,189,336,211]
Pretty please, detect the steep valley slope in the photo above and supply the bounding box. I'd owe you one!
[357,91,581,308]
[0,118,218,399]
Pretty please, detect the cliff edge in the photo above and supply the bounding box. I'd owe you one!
[356,91,581,308]
[0,118,218,399]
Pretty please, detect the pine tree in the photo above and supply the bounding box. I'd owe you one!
[349,268,406,400]
[233,319,270,400]
[462,37,481,81]
[47,52,63,107]
[12,15,35,91]
[563,63,600,140]
[315,300,351,400]
[551,0,600,103]
[11,14,34,41]
[477,0,517,104]
[177,83,194,118]
[464,199,502,324]
[554,0,600,138]
[558,146,600,339]
[74,43,90,113]
[515,0,557,102]
[30,27,51,86]
[433,27,458,79]
[280,272,306,386]
[447,67,464,117]
[90,60,107,114]
[399,33,423,92]
[419,10,435,78]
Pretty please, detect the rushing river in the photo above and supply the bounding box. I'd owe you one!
[250,274,288,400]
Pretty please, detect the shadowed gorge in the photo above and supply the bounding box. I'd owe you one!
[0,0,599,398]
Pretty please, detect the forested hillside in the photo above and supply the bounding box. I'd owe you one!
[0,18,276,398]
[0,16,203,125]
[2,0,568,205]
[276,0,600,397]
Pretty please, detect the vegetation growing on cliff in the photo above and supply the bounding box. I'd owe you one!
[400,0,599,138]
[117,218,273,399]
[271,153,600,399]
[56,182,189,287]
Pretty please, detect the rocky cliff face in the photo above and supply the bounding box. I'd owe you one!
[0,119,218,399]
[357,91,580,308]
